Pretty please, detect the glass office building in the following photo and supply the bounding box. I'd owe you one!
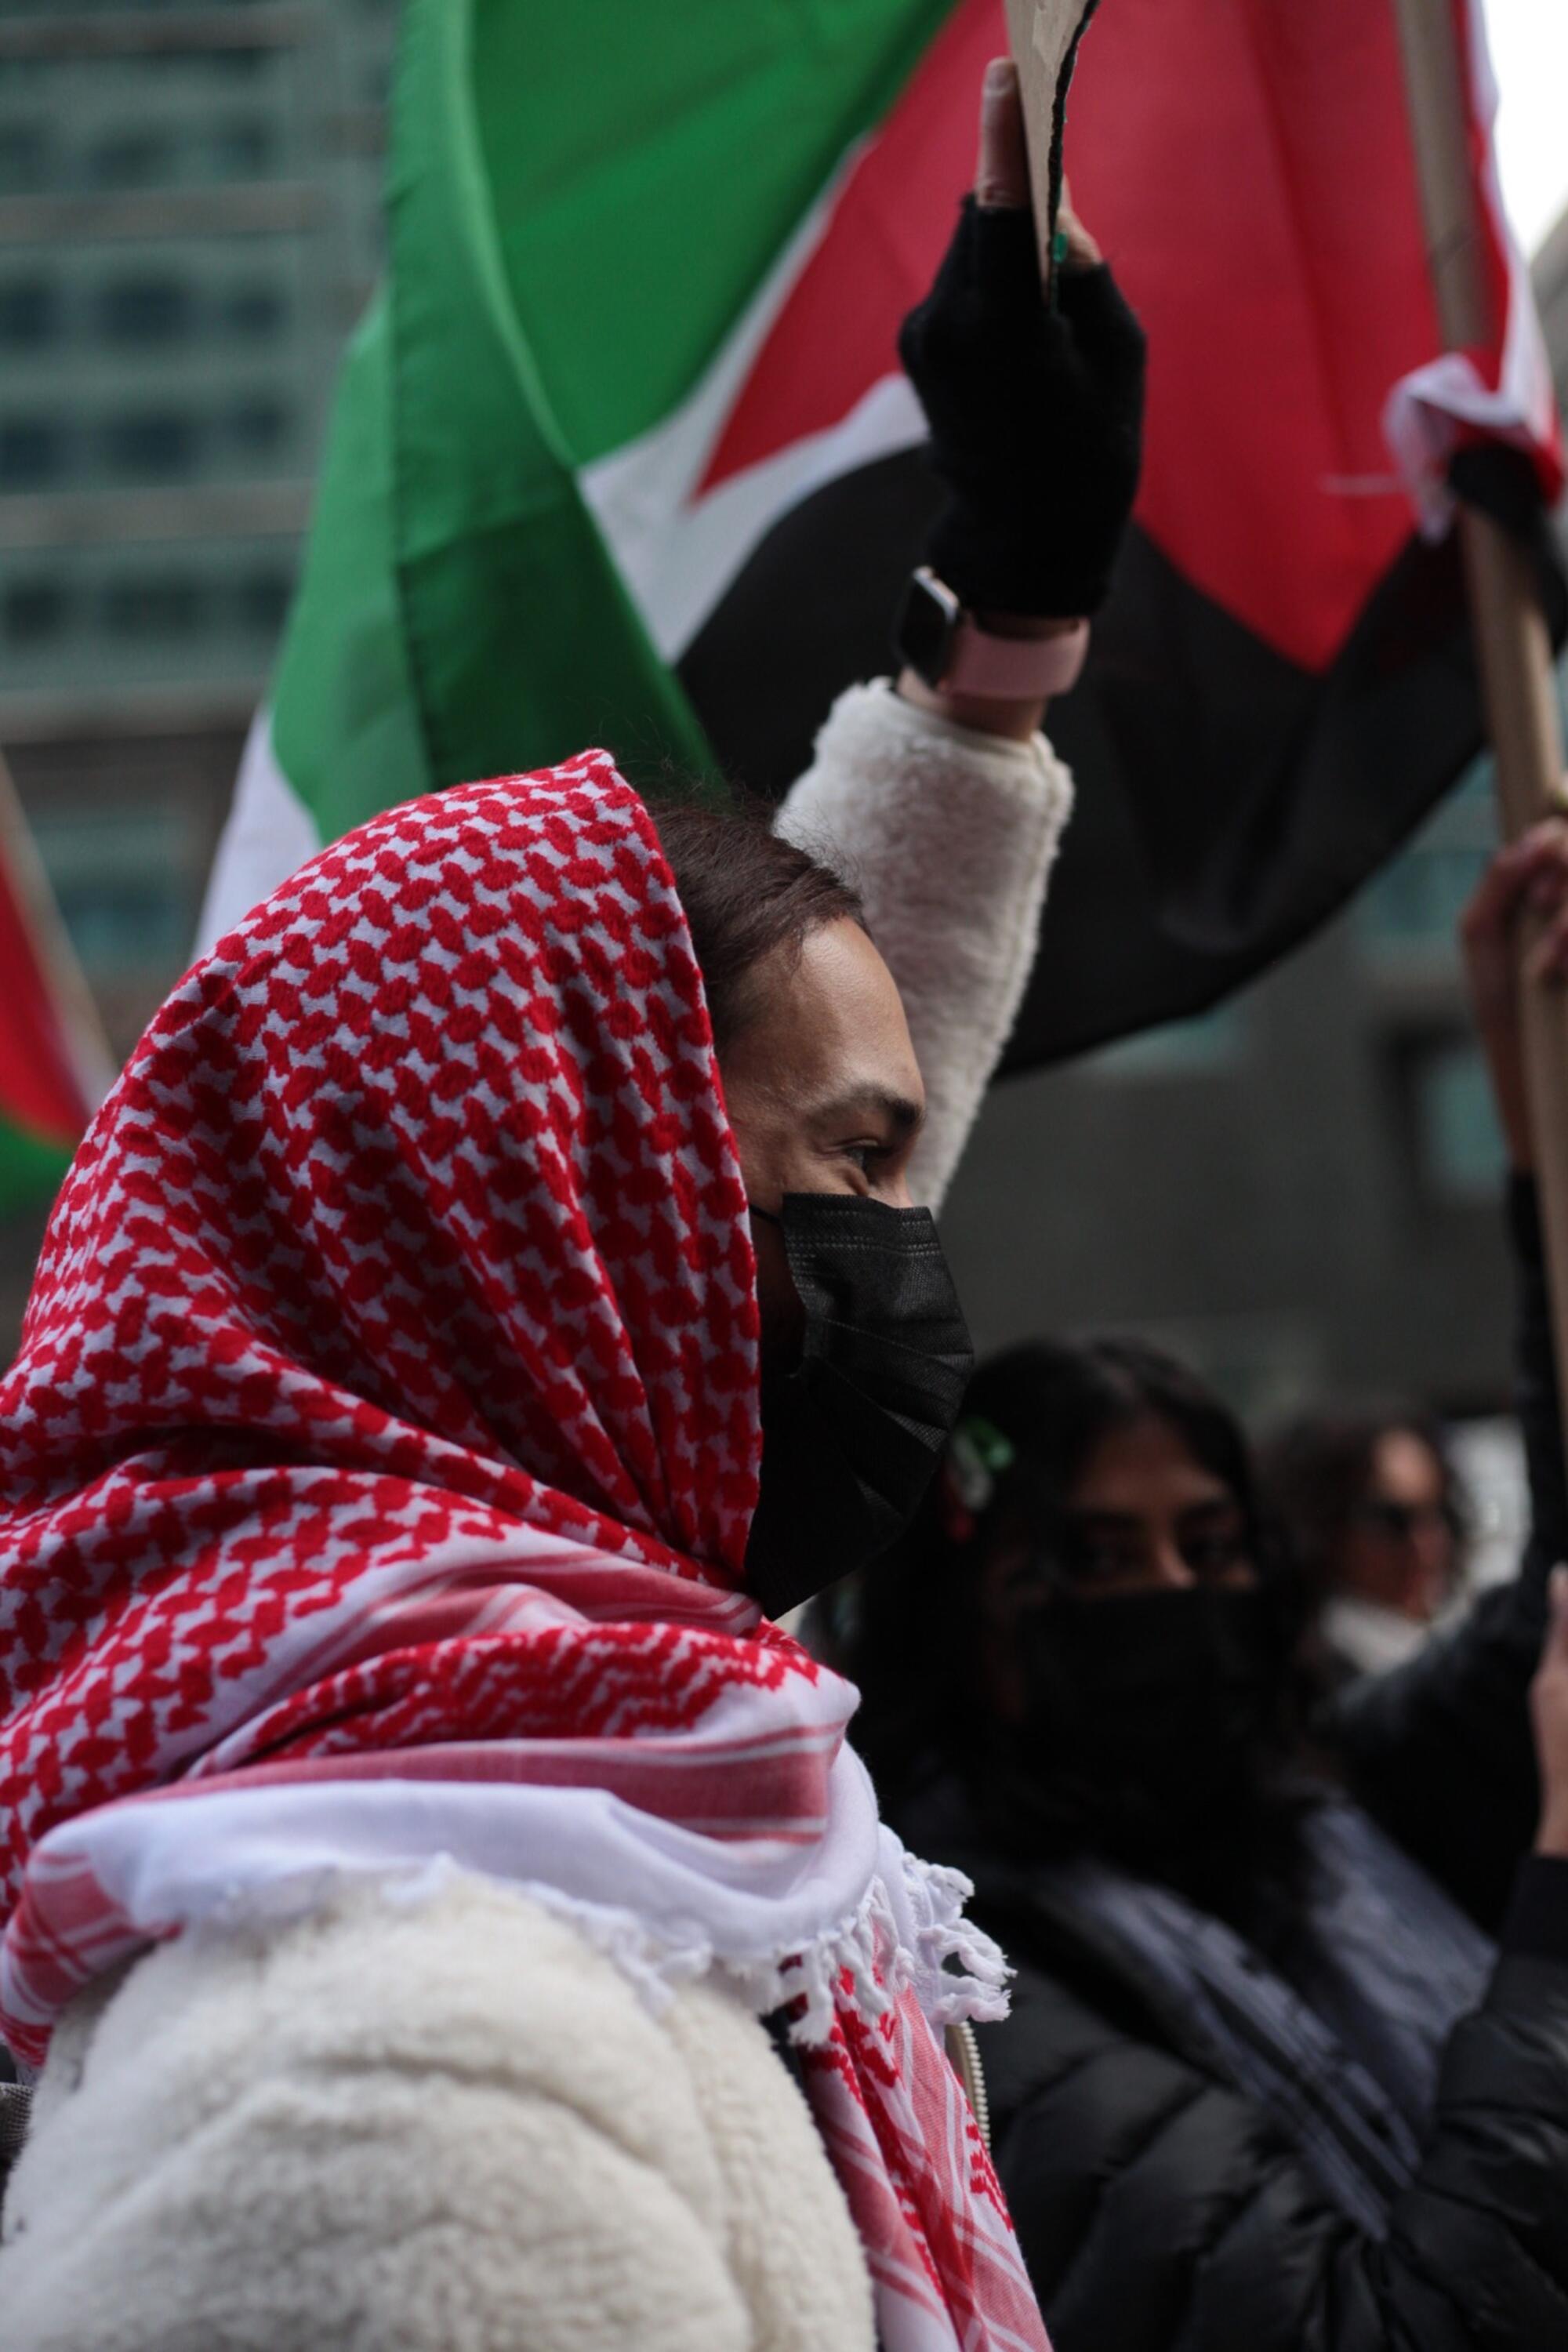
[0,0,396,1048]
[0,1,399,1340]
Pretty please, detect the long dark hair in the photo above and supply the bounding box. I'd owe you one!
[835,1334,1287,1811]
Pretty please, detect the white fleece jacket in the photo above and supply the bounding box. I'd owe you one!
[2,1879,874,2352]
[0,683,1074,2350]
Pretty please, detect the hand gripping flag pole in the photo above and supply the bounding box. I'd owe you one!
[1392,0,1568,1458]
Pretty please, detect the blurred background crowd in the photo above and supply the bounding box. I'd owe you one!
[5,11,1568,2342]
[1,0,1567,1617]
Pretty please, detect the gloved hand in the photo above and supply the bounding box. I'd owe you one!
[898,66,1146,622]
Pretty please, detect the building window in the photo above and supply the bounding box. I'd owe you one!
[31,803,198,982]
[0,279,59,348]
[103,410,200,478]
[210,119,275,179]
[236,568,293,635]
[3,580,72,645]
[227,397,289,456]
[97,277,191,346]
[225,282,287,339]
[100,575,205,640]
[0,123,49,195]
[1410,1036,1505,1203]
[1088,1002,1246,1081]
[85,130,176,190]
[1359,765,1499,970]
[0,417,68,488]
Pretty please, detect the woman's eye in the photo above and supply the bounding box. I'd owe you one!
[1062,1538,1143,1586]
[1182,1530,1251,1577]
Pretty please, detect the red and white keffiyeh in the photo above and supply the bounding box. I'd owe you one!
[0,753,1047,2352]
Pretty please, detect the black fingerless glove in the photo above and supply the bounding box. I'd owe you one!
[898,195,1146,619]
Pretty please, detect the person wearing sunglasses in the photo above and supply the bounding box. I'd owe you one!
[1261,1406,1467,1683]
[826,819,1568,2352]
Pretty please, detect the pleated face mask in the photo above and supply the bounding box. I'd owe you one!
[743,1194,975,1617]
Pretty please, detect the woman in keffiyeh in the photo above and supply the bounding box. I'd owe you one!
[0,729,1051,2350]
[0,63,1139,2352]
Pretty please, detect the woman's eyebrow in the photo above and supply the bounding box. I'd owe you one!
[810,1084,926,1138]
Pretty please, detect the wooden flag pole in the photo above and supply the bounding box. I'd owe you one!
[1391,0,1568,1439]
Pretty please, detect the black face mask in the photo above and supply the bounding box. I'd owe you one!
[743,1194,975,1618]
[1007,1583,1278,1867]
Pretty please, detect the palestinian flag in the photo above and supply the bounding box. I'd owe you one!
[201,0,1565,1069]
[0,764,111,1218]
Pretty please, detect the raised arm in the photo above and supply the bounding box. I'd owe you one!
[778,60,1144,1210]
[1334,822,1568,1925]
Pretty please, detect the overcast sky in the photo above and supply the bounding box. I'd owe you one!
[1484,0,1568,253]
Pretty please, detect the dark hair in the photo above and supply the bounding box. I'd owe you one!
[1256,1406,1465,1610]
[654,797,864,1054]
[836,1335,1276,1806]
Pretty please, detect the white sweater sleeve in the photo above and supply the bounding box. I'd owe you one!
[776,680,1073,1211]
[0,1879,871,2352]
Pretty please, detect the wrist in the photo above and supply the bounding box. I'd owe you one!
[1535,1809,1568,1860]
[893,570,1087,737]
[895,665,1044,744]
[1477,1033,1533,1168]
[971,609,1086,639]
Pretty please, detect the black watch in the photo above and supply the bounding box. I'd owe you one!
[895,568,1088,698]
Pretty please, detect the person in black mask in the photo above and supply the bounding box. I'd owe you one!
[831,818,1568,2352]
[934,1339,1302,1912]
[0,63,1144,2352]
[647,794,982,1621]
[835,1335,1317,1918]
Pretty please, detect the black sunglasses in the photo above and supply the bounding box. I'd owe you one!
[1355,1497,1461,1543]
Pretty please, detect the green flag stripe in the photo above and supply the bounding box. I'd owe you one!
[270,296,431,840]
[273,0,717,828]
[474,0,953,464]
[270,0,953,840]
[386,0,714,798]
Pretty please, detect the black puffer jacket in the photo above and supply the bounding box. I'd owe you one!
[900,1178,1568,2352]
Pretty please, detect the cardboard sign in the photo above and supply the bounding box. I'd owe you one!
[1004,0,1101,274]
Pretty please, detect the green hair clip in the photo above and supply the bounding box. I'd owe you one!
[947,1416,1016,1515]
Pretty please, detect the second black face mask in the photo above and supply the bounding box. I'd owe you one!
[743,1193,975,1620]
[1007,1582,1277,1859]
